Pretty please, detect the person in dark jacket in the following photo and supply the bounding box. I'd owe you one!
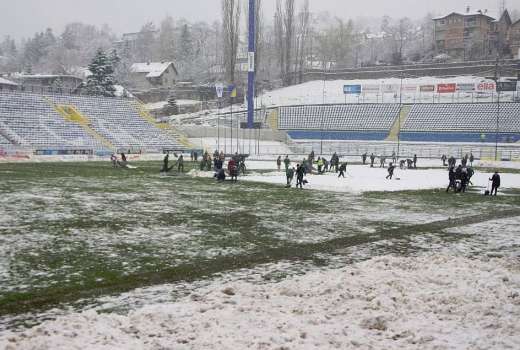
[284,155,291,171]
[455,164,462,181]
[215,157,223,170]
[286,167,295,187]
[370,153,375,167]
[177,154,184,172]
[469,153,474,166]
[338,163,347,178]
[276,156,282,171]
[413,154,417,169]
[441,154,447,166]
[489,171,501,196]
[460,167,469,193]
[216,168,226,181]
[386,162,395,179]
[362,153,367,165]
[296,164,305,188]
[161,152,173,172]
[446,166,456,192]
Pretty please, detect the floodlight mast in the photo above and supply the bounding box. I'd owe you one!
[247,0,256,131]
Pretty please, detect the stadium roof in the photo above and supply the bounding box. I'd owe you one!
[131,62,178,78]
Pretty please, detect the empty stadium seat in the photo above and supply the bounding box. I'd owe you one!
[0,91,186,152]
[403,103,520,133]
[278,104,400,131]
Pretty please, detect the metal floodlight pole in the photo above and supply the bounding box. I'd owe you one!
[230,98,233,154]
[495,90,500,161]
[494,56,500,161]
[246,0,256,132]
[217,98,221,151]
[320,72,326,155]
[398,73,403,160]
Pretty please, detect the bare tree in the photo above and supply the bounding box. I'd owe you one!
[274,0,295,86]
[221,0,241,84]
[283,0,295,85]
[274,0,285,83]
[381,17,413,65]
[295,0,310,83]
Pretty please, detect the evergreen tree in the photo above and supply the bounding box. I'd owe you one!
[164,92,179,115]
[85,49,117,97]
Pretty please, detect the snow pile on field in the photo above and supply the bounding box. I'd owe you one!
[2,254,519,350]
[236,164,520,193]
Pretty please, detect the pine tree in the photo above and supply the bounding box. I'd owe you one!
[85,49,117,97]
[164,92,179,115]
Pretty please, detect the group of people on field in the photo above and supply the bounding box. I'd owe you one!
[441,153,474,168]
[111,153,130,168]
[280,151,351,188]
[214,152,245,183]
[159,152,184,173]
[159,150,246,183]
[363,152,417,170]
[154,148,503,195]
[442,152,501,195]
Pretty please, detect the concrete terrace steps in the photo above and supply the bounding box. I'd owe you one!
[44,99,116,151]
[131,100,194,150]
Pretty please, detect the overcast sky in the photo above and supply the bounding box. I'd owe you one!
[1,0,517,39]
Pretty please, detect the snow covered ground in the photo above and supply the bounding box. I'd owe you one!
[193,162,520,194]
[174,76,518,123]
[2,253,519,350]
[188,137,293,156]
[257,77,518,107]
[145,100,200,111]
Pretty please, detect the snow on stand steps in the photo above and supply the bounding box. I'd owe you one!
[2,254,519,350]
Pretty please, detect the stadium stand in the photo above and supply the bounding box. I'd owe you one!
[0,92,106,150]
[278,104,400,141]
[401,103,520,143]
[278,102,520,143]
[0,133,11,145]
[279,104,400,130]
[0,91,186,153]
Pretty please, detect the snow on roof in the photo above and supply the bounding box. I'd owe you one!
[433,9,497,20]
[0,77,17,86]
[130,62,177,78]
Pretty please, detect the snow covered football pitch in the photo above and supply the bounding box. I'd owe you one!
[1,160,520,349]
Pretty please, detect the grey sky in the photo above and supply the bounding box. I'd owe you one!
[1,0,517,39]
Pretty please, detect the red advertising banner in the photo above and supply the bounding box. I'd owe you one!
[476,82,496,91]
[437,83,456,93]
